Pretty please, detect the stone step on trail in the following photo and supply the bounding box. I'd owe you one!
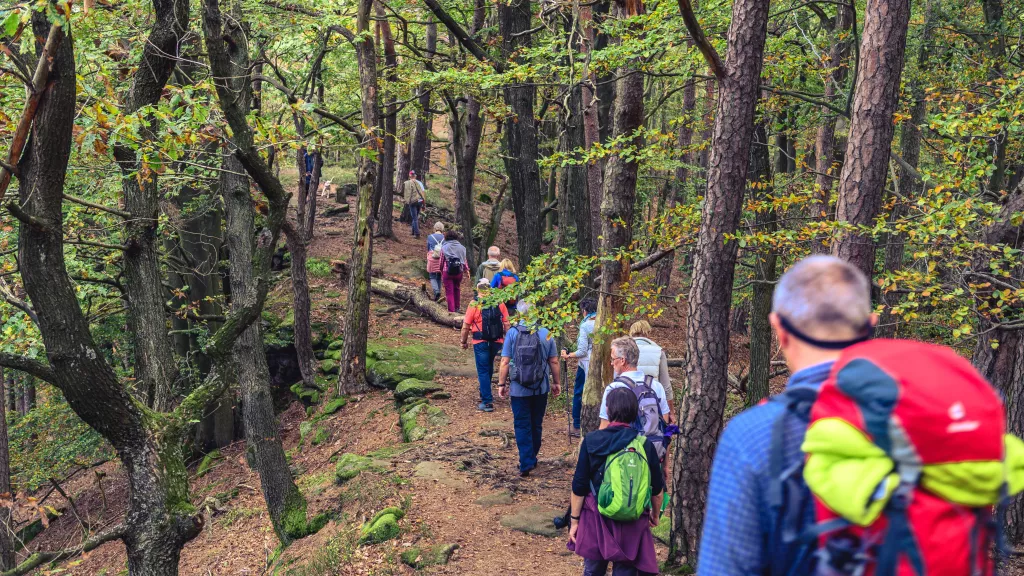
[499,505,565,538]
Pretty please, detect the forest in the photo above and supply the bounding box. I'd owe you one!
[0,0,1021,572]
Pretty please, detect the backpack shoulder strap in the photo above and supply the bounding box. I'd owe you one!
[644,374,655,389]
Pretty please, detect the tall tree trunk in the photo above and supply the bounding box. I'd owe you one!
[0,369,13,571]
[746,121,777,407]
[445,95,478,270]
[375,1,398,236]
[578,0,645,435]
[286,147,321,393]
[830,0,911,279]
[499,0,545,268]
[410,23,436,182]
[563,79,592,256]
[878,0,934,338]
[810,3,854,253]
[339,0,380,396]
[670,0,770,564]
[980,0,1007,197]
[655,77,697,287]
[204,0,316,546]
[579,2,603,251]
[110,0,190,413]
[21,376,35,414]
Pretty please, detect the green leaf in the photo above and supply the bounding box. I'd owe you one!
[2,11,19,37]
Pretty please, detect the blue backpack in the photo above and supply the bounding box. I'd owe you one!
[512,327,545,389]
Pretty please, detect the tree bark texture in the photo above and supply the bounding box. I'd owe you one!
[410,23,436,182]
[746,122,776,407]
[16,12,203,574]
[830,0,911,280]
[499,0,545,268]
[375,2,398,235]
[563,80,592,256]
[110,0,190,412]
[339,0,380,396]
[287,149,322,392]
[445,95,478,270]
[810,4,854,253]
[579,3,603,252]
[0,369,13,571]
[579,0,645,436]
[878,0,934,338]
[671,0,770,565]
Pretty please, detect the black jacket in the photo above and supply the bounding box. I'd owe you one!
[572,424,664,497]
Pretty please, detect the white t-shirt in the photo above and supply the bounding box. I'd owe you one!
[598,370,670,421]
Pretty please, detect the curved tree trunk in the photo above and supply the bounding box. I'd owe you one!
[830,0,911,279]
[670,0,770,564]
[579,0,645,436]
[339,0,380,396]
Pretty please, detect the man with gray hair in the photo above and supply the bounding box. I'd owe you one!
[698,255,876,575]
[477,246,502,283]
[597,336,671,434]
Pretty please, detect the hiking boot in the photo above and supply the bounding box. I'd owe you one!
[478,402,494,412]
[552,515,569,530]
[569,426,581,438]
[519,466,533,478]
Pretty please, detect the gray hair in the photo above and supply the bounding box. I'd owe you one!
[488,246,501,258]
[433,221,445,232]
[772,255,871,339]
[516,300,532,315]
[610,336,640,367]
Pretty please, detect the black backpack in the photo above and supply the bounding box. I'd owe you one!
[477,306,505,342]
[446,255,463,275]
[513,327,545,389]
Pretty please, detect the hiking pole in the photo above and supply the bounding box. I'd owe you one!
[560,353,569,450]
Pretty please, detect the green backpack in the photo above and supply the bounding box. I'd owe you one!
[595,435,652,522]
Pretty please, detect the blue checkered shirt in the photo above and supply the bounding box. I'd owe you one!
[696,361,834,576]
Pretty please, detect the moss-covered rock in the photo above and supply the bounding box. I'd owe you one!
[393,379,444,403]
[196,449,222,478]
[327,339,344,351]
[320,359,339,375]
[400,402,450,443]
[367,360,436,390]
[359,511,402,545]
[400,543,459,569]
[431,391,451,400]
[335,453,382,483]
[398,397,429,413]
[312,427,329,445]
[322,396,348,415]
[323,349,342,362]
[299,421,314,442]
[291,382,322,404]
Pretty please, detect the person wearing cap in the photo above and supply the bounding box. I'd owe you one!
[403,170,426,238]
[698,255,877,575]
[461,279,511,412]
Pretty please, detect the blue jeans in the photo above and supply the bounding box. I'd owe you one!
[583,559,654,576]
[572,366,586,429]
[473,341,502,404]
[409,201,421,235]
[510,393,548,472]
[429,272,442,298]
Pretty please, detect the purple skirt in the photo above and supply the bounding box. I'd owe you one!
[566,494,659,574]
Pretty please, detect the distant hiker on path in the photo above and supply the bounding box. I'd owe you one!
[699,255,875,575]
[498,301,561,477]
[440,230,470,312]
[477,246,502,283]
[426,222,445,302]
[561,298,597,437]
[567,386,663,576]
[462,279,511,413]
[629,320,675,424]
[490,259,520,311]
[403,170,426,238]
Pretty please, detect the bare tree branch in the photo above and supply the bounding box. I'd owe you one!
[0,353,55,384]
[677,0,725,79]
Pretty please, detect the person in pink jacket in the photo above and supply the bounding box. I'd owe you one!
[440,230,471,312]
[426,222,445,302]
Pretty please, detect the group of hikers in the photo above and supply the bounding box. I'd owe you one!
[448,253,1024,576]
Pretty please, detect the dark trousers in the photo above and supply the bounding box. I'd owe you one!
[510,393,547,472]
[583,558,655,576]
[572,366,586,429]
[473,341,502,404]
[409,201,421,236]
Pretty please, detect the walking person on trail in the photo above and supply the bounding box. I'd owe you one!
[426,222,445,302]
[561,298,597,437]
[477,246,502,282]
[567,386,664,576]
[497,300,561,477]
[402,170,426,238]
[461,279,510,413]
[598,338,670,448]
[628,320,675,424]
[490,259,520,311]
[701,254,1024,575]
[439,230,470,313]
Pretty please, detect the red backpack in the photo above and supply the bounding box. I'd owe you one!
[796,339,1024,576]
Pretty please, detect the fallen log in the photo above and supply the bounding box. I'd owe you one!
[333,261,462,328]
